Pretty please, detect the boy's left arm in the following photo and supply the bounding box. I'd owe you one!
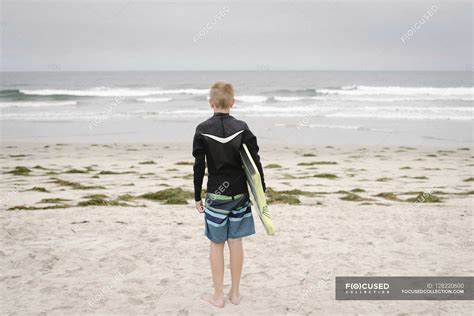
[192,128,206,212]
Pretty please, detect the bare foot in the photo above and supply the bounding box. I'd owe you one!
[201,294,225,308]
[228,292,241,305]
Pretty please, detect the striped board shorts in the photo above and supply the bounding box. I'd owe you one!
[204,192,256,243]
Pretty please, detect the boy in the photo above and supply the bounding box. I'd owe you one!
[192,81,266,308]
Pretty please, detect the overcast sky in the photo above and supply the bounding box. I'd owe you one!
[0,1,472,71]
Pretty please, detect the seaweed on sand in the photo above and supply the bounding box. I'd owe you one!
[266,188,301,205]
[139,188,193,205]
[7,166,31,176]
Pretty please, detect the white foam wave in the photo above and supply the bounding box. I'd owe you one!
[136,97,172,103]
[20,88,208,97]
[273,95,473,102]
[326,112,473,121]
[1,103,472,121]
[318,86,474,96]
[0,112,109,121]
[234,104,317,113]
[0,101,77,108]
[305,124,394,133]
[274,96,307,102]
[311,96,474,102]
[235,95,268,102]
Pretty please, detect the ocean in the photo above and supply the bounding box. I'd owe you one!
[0,71,472,146]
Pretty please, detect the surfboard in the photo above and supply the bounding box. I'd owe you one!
[240,143,275,236]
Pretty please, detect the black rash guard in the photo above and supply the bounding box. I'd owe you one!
[192,112,266,201]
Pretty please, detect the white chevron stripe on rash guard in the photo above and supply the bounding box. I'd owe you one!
[202,130,244,143]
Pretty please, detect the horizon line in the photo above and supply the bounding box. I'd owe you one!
[1,69,471,73]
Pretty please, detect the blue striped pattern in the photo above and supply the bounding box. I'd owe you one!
[204,193,256,243]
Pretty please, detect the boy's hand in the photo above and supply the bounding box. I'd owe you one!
[195,200,204,213]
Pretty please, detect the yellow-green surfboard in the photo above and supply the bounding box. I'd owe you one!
[240,144,275,236]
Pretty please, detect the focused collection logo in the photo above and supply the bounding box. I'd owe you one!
[344,282,390,294]
[336,277,472,300]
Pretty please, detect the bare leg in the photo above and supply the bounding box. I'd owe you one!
[227,238,243,305]
[202,241,225,308]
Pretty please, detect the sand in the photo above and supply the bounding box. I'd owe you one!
[1,143,473,315]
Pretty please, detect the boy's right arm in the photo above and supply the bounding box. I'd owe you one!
[192,128,206,204]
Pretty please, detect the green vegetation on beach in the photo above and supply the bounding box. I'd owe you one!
[78,193,136,207]
[83,194,109,199]
[265,163,282,168]
[413,176,428,180]
[175,161,193,165]
[276,189,317,196]
[405,193,442,203]
[340,193,371,202]
[313,173,338,179]
[8,204,71,211]
[456,191,474,196]
[64,169,89,174]
[50,178,105,190]
[139,160,156,165]
[266,188,301,205]
[375,192,402,201]
[39,198,71,204]
[116,194,135,201]
[140,188,193,204]
[375,192,442,203]
[7,166,31,176]
[28,187,49,193]
[33,165,48,170]
[97,170,134,175]
[78,196,130,207]
[298,161,337,166]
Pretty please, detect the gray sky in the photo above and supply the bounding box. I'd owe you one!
[1,1,472,71]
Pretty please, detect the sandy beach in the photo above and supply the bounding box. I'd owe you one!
[1,143,473,315]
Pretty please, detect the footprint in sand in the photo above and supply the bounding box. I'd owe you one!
[128,298,144,306]
[124,278,143,285]
[393,234,407,243]
[418,224,430,234]
[177,308,189,316]
[244,271,273,281]
[144,293,161,301]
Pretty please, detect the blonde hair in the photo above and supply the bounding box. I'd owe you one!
[209,81,234,109]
